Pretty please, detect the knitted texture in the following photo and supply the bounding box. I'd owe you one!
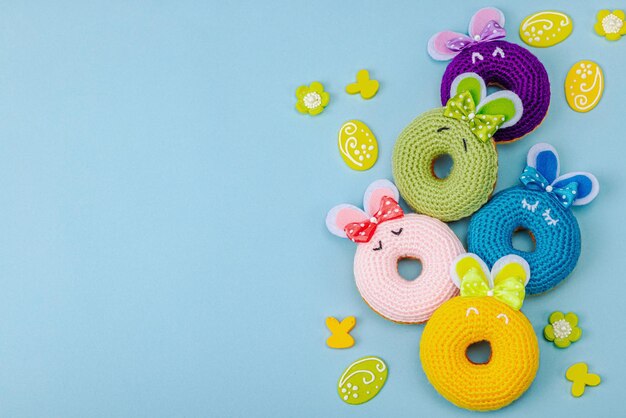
[441,40,550,143]
[420,296,539,411]
[354,214,464,323]
[468,187,581,294]
[392,109,498,222]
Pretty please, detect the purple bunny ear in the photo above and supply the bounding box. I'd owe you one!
[469,7,505,38]
[427,31,467,61]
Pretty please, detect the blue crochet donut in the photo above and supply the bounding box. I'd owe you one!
[468,143,599,294]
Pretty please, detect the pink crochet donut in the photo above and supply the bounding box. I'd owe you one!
[326,180,464,323]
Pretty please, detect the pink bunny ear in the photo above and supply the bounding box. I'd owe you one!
[326,204,369,239]
[427,31,466,61]
[469,7,505,38]
[363,179,399,216]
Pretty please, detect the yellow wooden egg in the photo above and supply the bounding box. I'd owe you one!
[565,61,604,113]
[338,120,378,171]
[520,11,573,47]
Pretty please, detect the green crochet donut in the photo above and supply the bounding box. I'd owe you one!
[392,72,523,221]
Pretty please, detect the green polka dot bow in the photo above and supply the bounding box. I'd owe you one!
[461,267,526,310]
[443,91,506,142]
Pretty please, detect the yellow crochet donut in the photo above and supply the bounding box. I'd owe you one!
[420,253,539,411]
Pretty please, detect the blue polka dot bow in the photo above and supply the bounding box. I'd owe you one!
[520,166,579,208]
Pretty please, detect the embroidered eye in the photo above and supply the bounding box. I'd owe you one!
[437,126,450,133]
[492,47,505,58]
[521,198,539,212]
[496,313,509,324]
[462,138,467,152]
[391,228,403,236]
[372,240,383,251]
[466,307,479,317]
[542,209,559,226]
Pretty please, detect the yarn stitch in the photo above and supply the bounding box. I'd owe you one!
[420,253,539,411]
[430,8,551,142]
[468,143,599,294]
[326,180,464,323]
[392,108,498,222]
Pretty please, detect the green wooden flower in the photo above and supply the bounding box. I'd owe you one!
[295,82,330,116]
[544,311,582,348]
[594,10,626,41]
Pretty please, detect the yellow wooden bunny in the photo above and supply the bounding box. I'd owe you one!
[325,316,356,349]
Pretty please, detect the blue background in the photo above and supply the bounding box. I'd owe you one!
[0,1,624,416]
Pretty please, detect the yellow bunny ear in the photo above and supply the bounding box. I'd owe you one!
[491,255,530,286]
[450,253,491,289]
[339,316,356,331]
[326,317,340,331]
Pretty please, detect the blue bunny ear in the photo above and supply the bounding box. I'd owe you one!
[553,172,600,206]
[527,143,560,183]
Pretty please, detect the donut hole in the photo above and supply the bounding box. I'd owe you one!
[431,154,453,180]
[466,340,492,365]
[512,228,536,253]
[486,83,506,95]
[397,257,423,281]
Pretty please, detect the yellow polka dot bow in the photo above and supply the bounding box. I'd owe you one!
[460,267,526,310]
[443,91,505,142]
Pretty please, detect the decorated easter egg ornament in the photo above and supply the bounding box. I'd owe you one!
[337,356,388,405]
[346,69,379,99]
[338,120,378,170]
[520,11,573,47]
[565,60,604,113]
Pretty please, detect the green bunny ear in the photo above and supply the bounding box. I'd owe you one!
[477,91,524,128]
[450,72,486,105]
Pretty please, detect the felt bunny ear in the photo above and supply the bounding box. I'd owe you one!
[427,31,466,61]
[527,143,560,183]
[450,253,491,289]
[450,72,486,105]
[477,91,523,129]
[552,172,600,206]
[469,7,505,38]
[326,204,369,238]
[363,179,399,216]
[491,255,530,286]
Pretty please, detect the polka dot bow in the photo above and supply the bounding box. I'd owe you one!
[344,196,404,243]
[520,166,579,208]
[461,268,526,310]
[443,91,506,142]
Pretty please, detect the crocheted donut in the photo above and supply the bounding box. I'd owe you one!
[429,7,550,143]
[393,72,521,221]
[420,253,539,411]
[326,180,464,323]
[468,144,599,294]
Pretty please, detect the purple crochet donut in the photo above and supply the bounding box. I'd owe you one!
[429,7,550,142]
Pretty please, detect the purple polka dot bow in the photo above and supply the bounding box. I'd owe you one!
[520,166,579,209]
[446,20,506,52]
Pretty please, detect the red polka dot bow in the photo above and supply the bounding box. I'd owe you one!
[344,196,404,243]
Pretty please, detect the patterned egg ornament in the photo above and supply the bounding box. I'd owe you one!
[337,356,388,405]
[565,61,604,113]
[338,120,378,171]
[520,11,573,47]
